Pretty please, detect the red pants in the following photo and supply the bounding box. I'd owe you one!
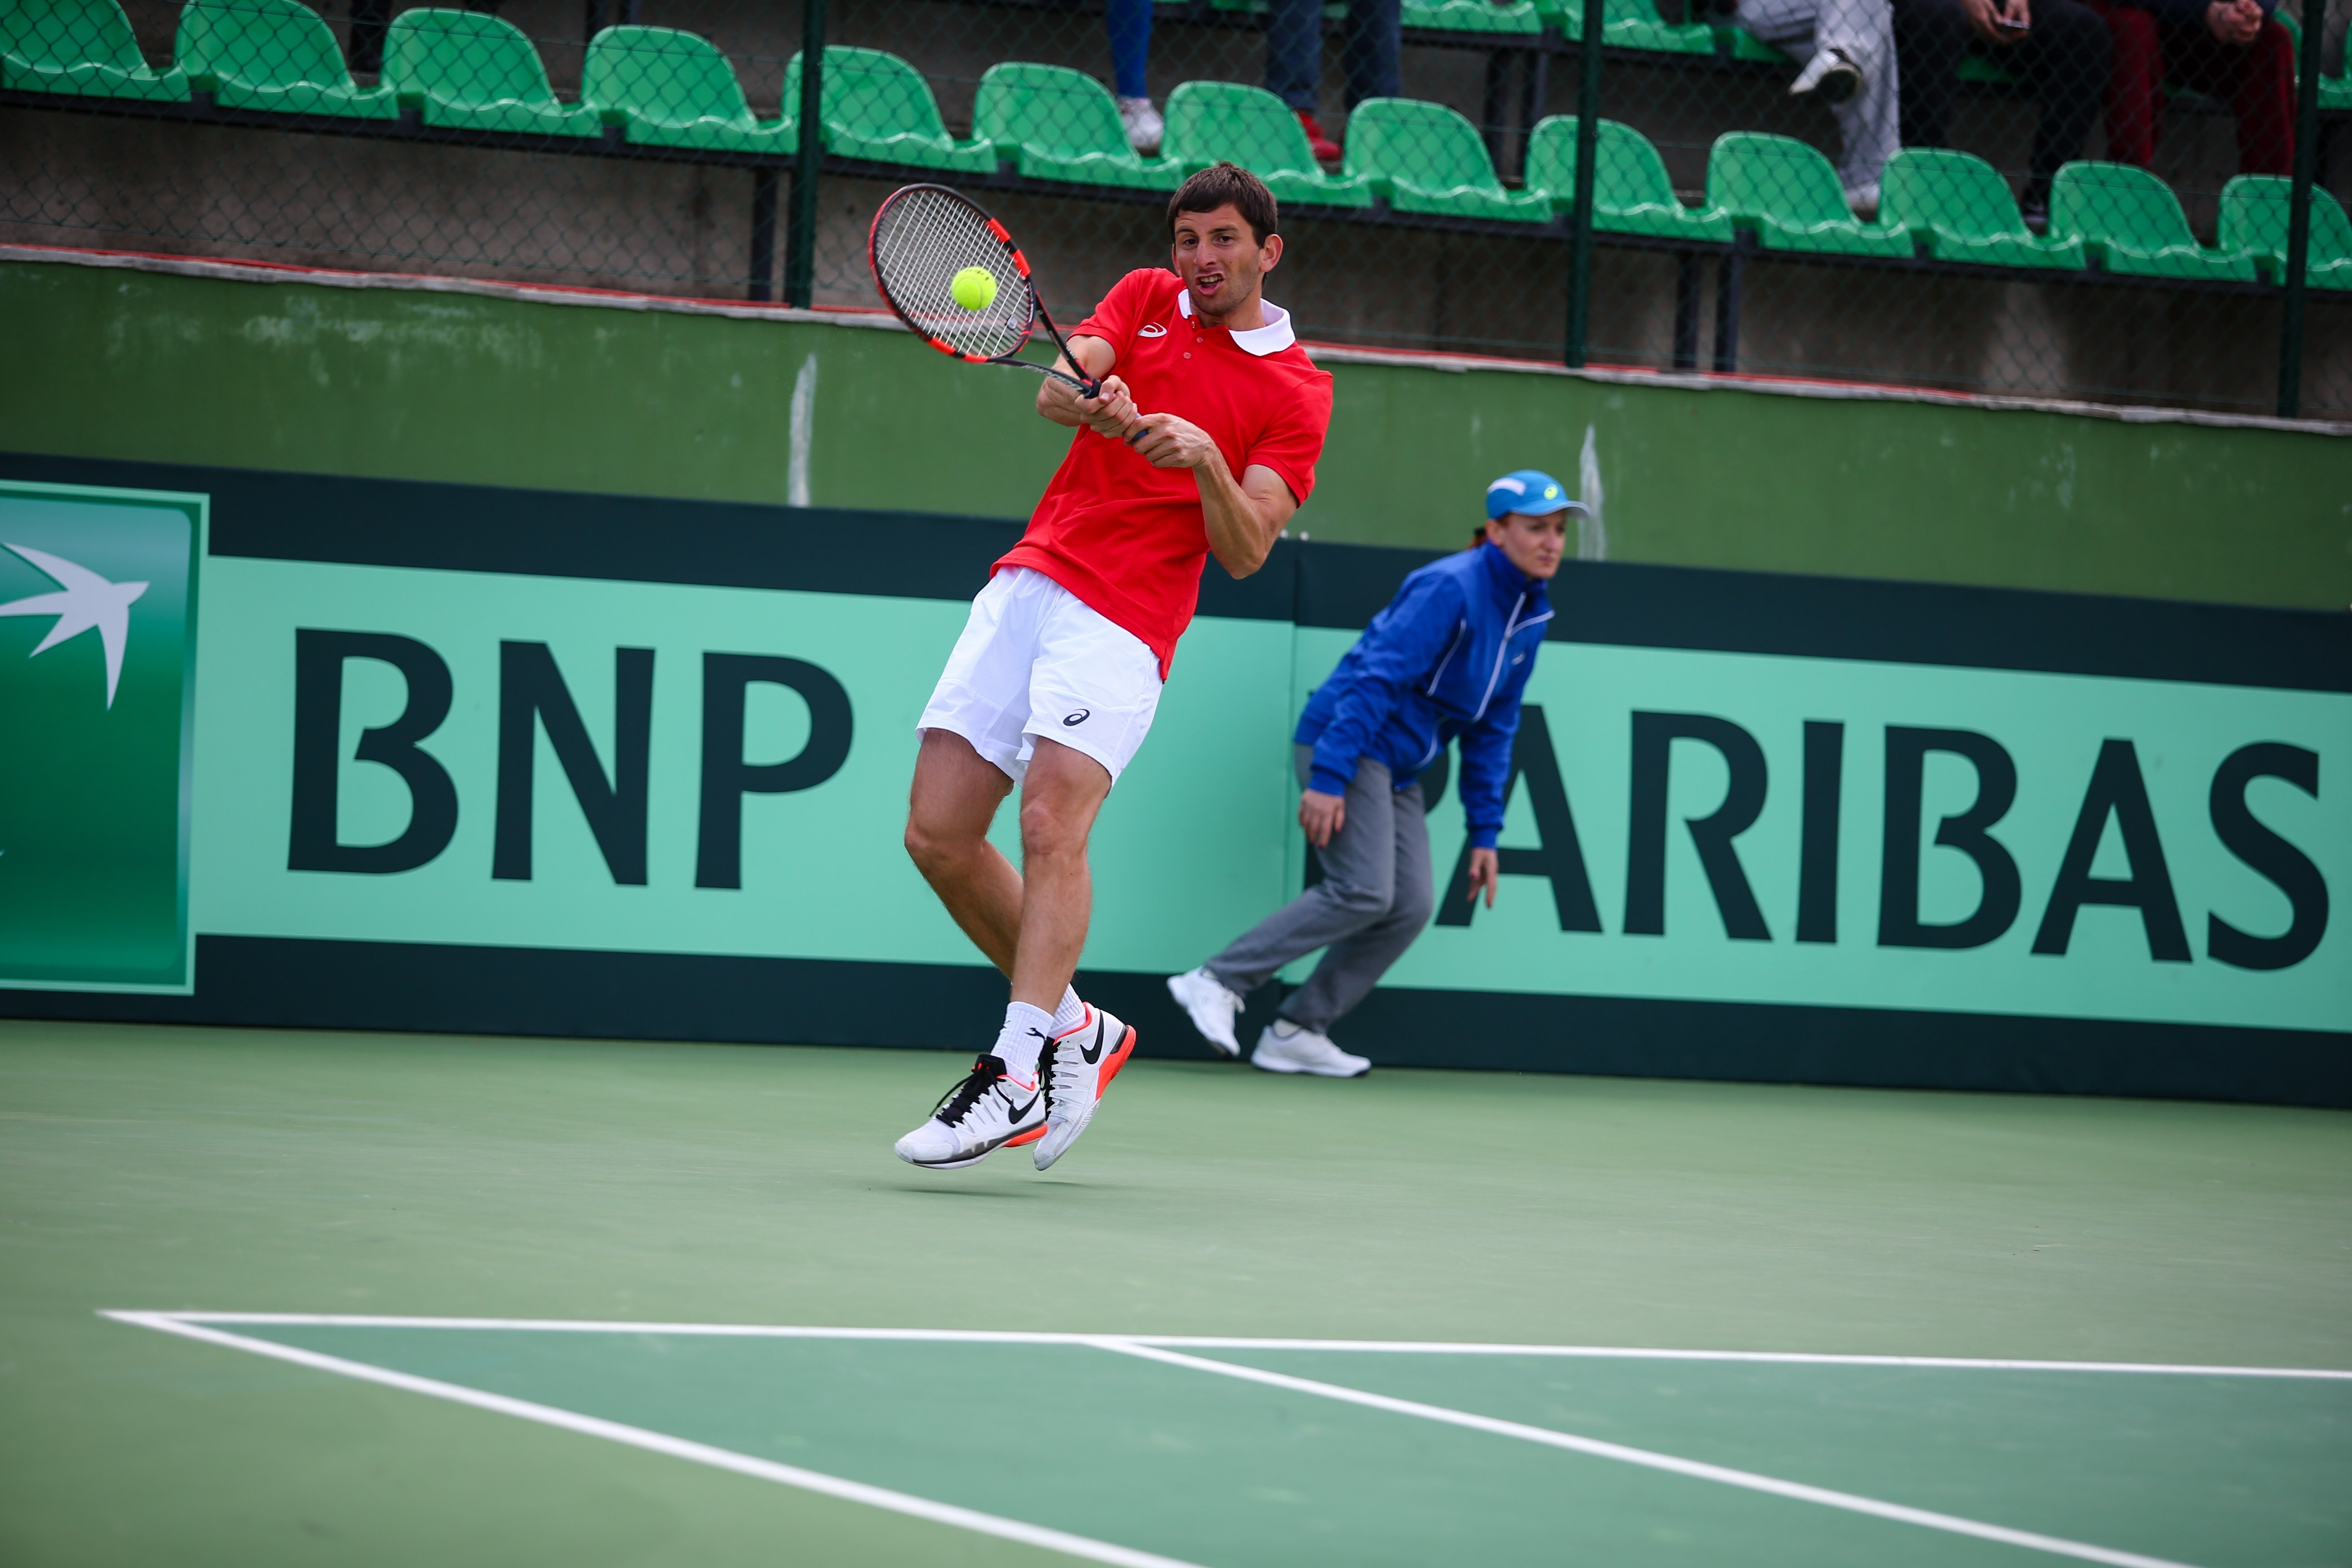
[2081,0,2294,174]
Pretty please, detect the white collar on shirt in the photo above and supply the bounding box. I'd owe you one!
[1176,287,1295,357]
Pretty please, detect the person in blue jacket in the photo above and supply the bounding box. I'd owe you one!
[1167,470,1583,1076]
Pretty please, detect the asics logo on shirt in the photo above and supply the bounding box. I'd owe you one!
[1137,323,1168,337]
[1063,709,1090,726]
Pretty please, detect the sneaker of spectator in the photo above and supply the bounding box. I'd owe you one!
[1791,45,1867,103]
[1119,96,1165,155]
[1298,110,1344,164]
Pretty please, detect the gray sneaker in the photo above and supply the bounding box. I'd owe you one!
[1251,1021,1370,1078]
[1789,47,1862,106]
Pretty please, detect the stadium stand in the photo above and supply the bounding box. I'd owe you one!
[1,0,186,100]
[2220,172,2352,284]
[176,0,391,118]
[2052,159,2260,279]
[381,9,600,136]
[1881,147,2088,268]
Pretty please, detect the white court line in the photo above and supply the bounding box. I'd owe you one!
[1091,1338,2211,1568]
[103,1312,1207,1568]
[135,1313,2352,1380]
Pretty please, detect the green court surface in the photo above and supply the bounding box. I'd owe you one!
[3,1020,2349,1567]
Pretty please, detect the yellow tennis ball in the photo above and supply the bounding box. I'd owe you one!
[950,266,998,311]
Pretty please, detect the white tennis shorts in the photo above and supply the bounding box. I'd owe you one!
[918,566,1165,786]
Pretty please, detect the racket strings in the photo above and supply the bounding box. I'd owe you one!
[871,187,1035,360]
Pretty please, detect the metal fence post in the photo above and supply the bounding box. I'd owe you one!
[784,0,826,310]
[1563,0,1605,368]
[2277,0,2326,418]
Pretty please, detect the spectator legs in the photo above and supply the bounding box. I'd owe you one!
[2088,0,2292,175]
[1890,0,1970,150]
[2011,0,2110,191]
[1341,0,1404,109]
[1264,0,1324,111]
[1734,0,1903,204]
[1107,0,1153,100]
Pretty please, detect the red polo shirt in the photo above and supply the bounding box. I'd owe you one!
[997,268,1333,678]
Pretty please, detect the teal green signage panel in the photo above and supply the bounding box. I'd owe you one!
[1,455,2342,1105]
[0,480,204,992]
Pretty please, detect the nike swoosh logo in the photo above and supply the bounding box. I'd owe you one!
[1080,1026,1105,1065]
[1005,1093,1039,1121]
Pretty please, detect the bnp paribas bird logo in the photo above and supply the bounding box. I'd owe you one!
[0,480,207,995]
[0,542,150,708]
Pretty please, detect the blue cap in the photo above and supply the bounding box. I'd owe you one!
[1485,469,1584,521]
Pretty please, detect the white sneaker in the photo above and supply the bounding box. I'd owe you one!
[1250,1022,1370,1078]
[1117,95,1163,156]
[1034,1005,1137,1171]
[1166,967,1245,1058]
[893,1054,1044,1170]
[1789,48,1862,106]
[1844,181,1882,219]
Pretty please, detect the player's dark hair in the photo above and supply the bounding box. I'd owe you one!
[1168,163,1279,246]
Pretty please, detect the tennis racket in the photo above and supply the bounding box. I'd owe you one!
[868,184,1100,398]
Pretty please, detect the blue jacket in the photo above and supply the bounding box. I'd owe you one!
[1295,541,1553,850]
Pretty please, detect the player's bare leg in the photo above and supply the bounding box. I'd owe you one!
[1012,738,1135,1168]
[896,730,1134,1171]
[903,728,1020,976]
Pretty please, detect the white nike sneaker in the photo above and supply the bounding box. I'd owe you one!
[1166,967,1245,1058]
[1117,94,1163,155]
[893,1054,1044,1170]
[1788,46,1862,105]
[1251,1022,1370,1078]
[1033,1004,1137,1171]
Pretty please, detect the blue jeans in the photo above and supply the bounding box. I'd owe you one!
[1264,0,1402,113]
[1108,0,1153,98]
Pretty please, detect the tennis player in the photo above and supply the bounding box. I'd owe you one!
[894,163,1333,1171]
[1167,472,1582,1075]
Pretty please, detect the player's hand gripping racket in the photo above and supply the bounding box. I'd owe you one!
[868,184,1100,399]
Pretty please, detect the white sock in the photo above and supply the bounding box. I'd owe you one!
[1050,985,1088,1038]
[994,1002,1055,1081]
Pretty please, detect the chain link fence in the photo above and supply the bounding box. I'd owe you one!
[4,0,2347,415]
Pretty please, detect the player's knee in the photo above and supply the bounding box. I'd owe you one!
[1392,881,1435,931]
[1017,796,1089,863]
[1323,876,1390,918]
[903,812,971,874]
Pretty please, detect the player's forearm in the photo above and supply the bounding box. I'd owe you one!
[1198,456,1282,578]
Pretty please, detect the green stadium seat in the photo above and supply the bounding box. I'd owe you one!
[1545,0,1714,54]
[1,0,187,101]
[2319,51,2351,111]
[1881,147,2082,269]
[1706,132,1911,255]
[2218,175,2352,290]
[2048,161,2256,280]
[1524,116,1733,241]
[1161,80,1373,208]
[586,27,784,153]
[975,61,1183,191]
[1956,53,2025,86]
[1716,25,1791,61]
[176,0,392,119]
[383,8,600,137]
[1403,0,1543,37]
[782,47,996,174]
[1343,98,1552,222]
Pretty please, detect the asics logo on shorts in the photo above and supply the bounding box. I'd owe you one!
[1137,323,1167,338]
[1062,709,1090,726]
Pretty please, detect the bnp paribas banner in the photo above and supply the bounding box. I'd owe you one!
[3,456,2344,1107]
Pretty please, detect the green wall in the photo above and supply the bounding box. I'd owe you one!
[7,257,2348,608]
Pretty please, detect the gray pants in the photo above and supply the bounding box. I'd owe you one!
[1205,746,1435,1033]
[1735,0,1901,202]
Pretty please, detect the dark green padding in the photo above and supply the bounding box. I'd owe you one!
[1708,132,1913,255]
[1881,147,2084,270]
[2220,175,2352,290]
[583,26,786,154]
[2050,161,2258,281]
[1403,0,1544,36]
[382,8,600,137]
[974,61,1183,191]
[783,47,997,175]
[1545,0,1715,53]
[175,0,392,119]
[1162,79,1373,207]
[1526,115,1736,241]
[1344,97,1553,222]
[0,0,187,101]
